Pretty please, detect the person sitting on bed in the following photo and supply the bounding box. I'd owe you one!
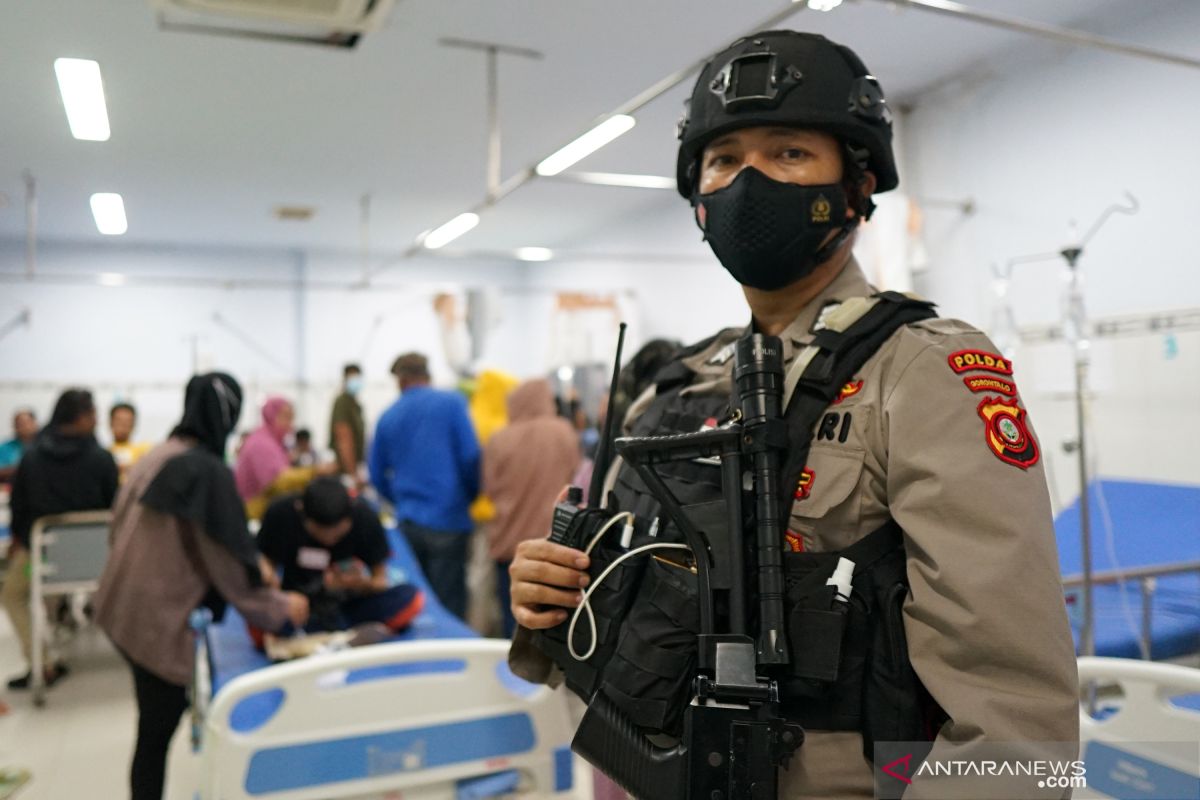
[257,477,425,634]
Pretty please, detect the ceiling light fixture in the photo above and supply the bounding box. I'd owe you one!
[535,115,636,177]
[557,171,676,190]
[807,0,843,10]
[421,212,480,249]
[54,58,111,141]
[98,272,126,287]
[515,247,554,262]
[90,193,128,235]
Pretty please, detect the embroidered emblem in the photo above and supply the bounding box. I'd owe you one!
[962,375,1016,396]
[832,379,864,405]
[811,195,832,223]
[948,349,1012,375]
[794,468,816,501]
[977,396,1039,469]
[785,530,805,553]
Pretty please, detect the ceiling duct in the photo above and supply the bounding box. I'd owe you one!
[151,0,397,48]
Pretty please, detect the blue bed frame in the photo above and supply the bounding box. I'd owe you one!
[1056,479,1200,660]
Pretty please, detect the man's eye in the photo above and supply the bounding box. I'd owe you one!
[707,154,735,168]
[781,148,809,160]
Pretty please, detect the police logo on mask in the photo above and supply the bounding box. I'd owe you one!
[811,196,832,223]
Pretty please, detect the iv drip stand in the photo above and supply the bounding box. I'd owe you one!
[995,192,1138,674]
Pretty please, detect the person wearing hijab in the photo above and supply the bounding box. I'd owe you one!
[234,396,323,521]
[95,373,310,800]
[483,379,581,637]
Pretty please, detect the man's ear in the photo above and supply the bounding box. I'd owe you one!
[846,170,878,220]
[860,170,878,198]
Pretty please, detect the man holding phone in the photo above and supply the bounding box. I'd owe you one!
[257,477,423,633]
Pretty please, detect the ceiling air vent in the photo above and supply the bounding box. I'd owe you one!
[150,0,397,49]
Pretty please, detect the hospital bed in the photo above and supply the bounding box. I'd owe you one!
[1076,657,1200,799]
[193,528,588,799]
[1057,480,1200,660]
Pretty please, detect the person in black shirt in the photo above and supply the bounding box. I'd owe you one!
[4,388,118,689]
[257,477,423,633]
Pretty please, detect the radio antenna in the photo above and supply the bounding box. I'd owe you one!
[588,322,627,508]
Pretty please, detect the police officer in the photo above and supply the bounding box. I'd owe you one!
[510,30,1079,798]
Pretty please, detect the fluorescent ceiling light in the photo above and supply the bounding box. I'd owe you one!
[515,247,554,262]
[536,115,636,177]
[807,0,843,10]
[54,58,111,141]
[560,171,676,190]
[90,193,128,235]
[98,272,126,287]
[421,212,480,249]
[557,366,575,383]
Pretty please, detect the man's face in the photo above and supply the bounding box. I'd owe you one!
[78,409,98,436]
[111,408,136,444]
[698,126,845,195]
[302,516,353,548]
[13,412,36,441]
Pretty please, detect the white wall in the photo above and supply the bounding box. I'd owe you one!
[0,238,752,451]
[0,240,534,448]
[902,0,1200,505]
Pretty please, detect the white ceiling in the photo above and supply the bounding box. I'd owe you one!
[0,0,1159,259]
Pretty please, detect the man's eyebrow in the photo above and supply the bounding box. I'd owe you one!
[707,134,737,150]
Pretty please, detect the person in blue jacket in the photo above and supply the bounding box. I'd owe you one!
[369,352,480,619]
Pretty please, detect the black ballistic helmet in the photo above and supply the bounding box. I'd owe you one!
[676,31,897,198]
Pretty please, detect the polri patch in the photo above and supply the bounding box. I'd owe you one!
[962,375,1016,396]
[833,379,864,405]
[977,396,1039,469]
[948,349,1012,375]
[794,467,816,501]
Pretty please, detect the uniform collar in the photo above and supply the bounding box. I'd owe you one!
[681,258,876,376]
[775,257,875,356]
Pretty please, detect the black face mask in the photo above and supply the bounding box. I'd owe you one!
[695,167,855,291]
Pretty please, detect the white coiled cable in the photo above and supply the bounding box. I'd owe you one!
[567,511,691,661]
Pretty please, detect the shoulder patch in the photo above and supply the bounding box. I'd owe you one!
[948,349,1012,376]
[977,396,1039,469]
[962,375,1016,396]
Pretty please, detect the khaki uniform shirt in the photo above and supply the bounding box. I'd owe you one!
[513,259,1080,798]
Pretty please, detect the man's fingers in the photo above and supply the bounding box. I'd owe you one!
[514,605,570,630]
[512,582,584,610]
[515,538,590,570]
[510,559,589,590]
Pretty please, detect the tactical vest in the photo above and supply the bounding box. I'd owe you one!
[595,292,948,761]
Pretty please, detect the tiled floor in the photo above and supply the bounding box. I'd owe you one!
[0,614,198,800]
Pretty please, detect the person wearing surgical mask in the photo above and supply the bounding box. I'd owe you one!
[330,363,366,485]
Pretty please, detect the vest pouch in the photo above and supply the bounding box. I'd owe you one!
[600,556,700,737]
[859,553,932,759]
[535,531,656,702]
[778,549,874,732]
[781,552,861,685]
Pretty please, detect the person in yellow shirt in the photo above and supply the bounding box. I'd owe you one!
[109,402,152,482]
